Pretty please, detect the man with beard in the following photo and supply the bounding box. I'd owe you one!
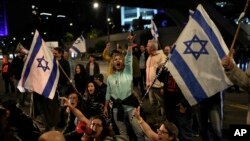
[103,33,145,141]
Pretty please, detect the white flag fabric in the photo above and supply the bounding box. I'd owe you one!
[17,30,59,99]
[151,19,159,40]
[16,42,29,54]
[70,35,86,55]
[167,4,232,106]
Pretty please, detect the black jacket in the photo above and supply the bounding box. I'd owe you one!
[58,58,71,86]
[86,62,100,76]
[11,56,24,80]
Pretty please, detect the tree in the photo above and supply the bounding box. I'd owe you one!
[94,40,106,53]
[61,32,74,50]
[86,29,103,39]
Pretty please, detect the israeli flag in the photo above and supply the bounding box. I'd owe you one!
[15,42,29,54]
[18,30,59,99]
[167,4,233,106]
[70,35,86,55]
[151,19,159,40]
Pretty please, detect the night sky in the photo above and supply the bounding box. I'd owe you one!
[6,0,33,36]
[2,0,249,42]
[5,0,120,41]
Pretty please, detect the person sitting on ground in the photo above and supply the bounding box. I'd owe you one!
[60,92,83,141]
[82,81,105,118]
[0,105,18,141]
[60,96,124,141]
[94,73,107,106]
[2,99,40,141]
[38,130,66,141]
[133,107,179,141]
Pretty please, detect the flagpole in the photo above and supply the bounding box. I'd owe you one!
[141,57,169,103]
[58,64,81,97]
[228,0,249,57]
[131,57,169,120]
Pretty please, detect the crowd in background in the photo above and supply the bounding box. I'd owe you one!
[0,33,249,141]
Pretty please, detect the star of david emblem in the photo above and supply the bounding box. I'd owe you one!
[37,56,50,72]
[183,35,209,60]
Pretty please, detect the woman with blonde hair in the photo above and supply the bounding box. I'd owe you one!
[103,33,145,141]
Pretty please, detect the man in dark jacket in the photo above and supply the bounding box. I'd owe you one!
[94,73,107,105]
[53,47,71,97]
[86,55,100,82]
[158,69,194,141]
[11,52,27,107]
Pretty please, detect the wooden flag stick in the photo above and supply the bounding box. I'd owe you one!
[228,0,249,57]
[58,64,80,96]
[228,23,241,57]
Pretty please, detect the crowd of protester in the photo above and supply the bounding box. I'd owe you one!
[0,32,249,141]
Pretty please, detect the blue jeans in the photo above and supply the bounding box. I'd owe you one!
[113,108,145,141]
[199,101,222,141]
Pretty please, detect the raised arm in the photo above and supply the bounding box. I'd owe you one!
[103,44,111,62]
[60,97,90,124]
[133,107,158,141]
[222,55,250,92]
[124,32,137,74]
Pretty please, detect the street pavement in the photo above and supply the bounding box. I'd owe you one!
[0,60,249,141]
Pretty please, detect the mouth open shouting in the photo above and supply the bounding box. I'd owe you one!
[113,55,124,71]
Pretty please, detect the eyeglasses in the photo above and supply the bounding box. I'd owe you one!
[157,129,168,135]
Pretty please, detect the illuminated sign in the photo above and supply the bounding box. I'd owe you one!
[0,0,8,36]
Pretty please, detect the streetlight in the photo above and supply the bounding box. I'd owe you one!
[93,2,99,9]
[92,2,121,41]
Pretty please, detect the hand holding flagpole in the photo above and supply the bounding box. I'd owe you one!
[131,57,169,120]
[58,64,81,97]
[228,0,249,57]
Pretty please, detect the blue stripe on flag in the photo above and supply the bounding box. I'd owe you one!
[192,10,226,59]
[21,35,42,86]
[170,50,208,103]
[42,58,58,97]
[71,46,81,54]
